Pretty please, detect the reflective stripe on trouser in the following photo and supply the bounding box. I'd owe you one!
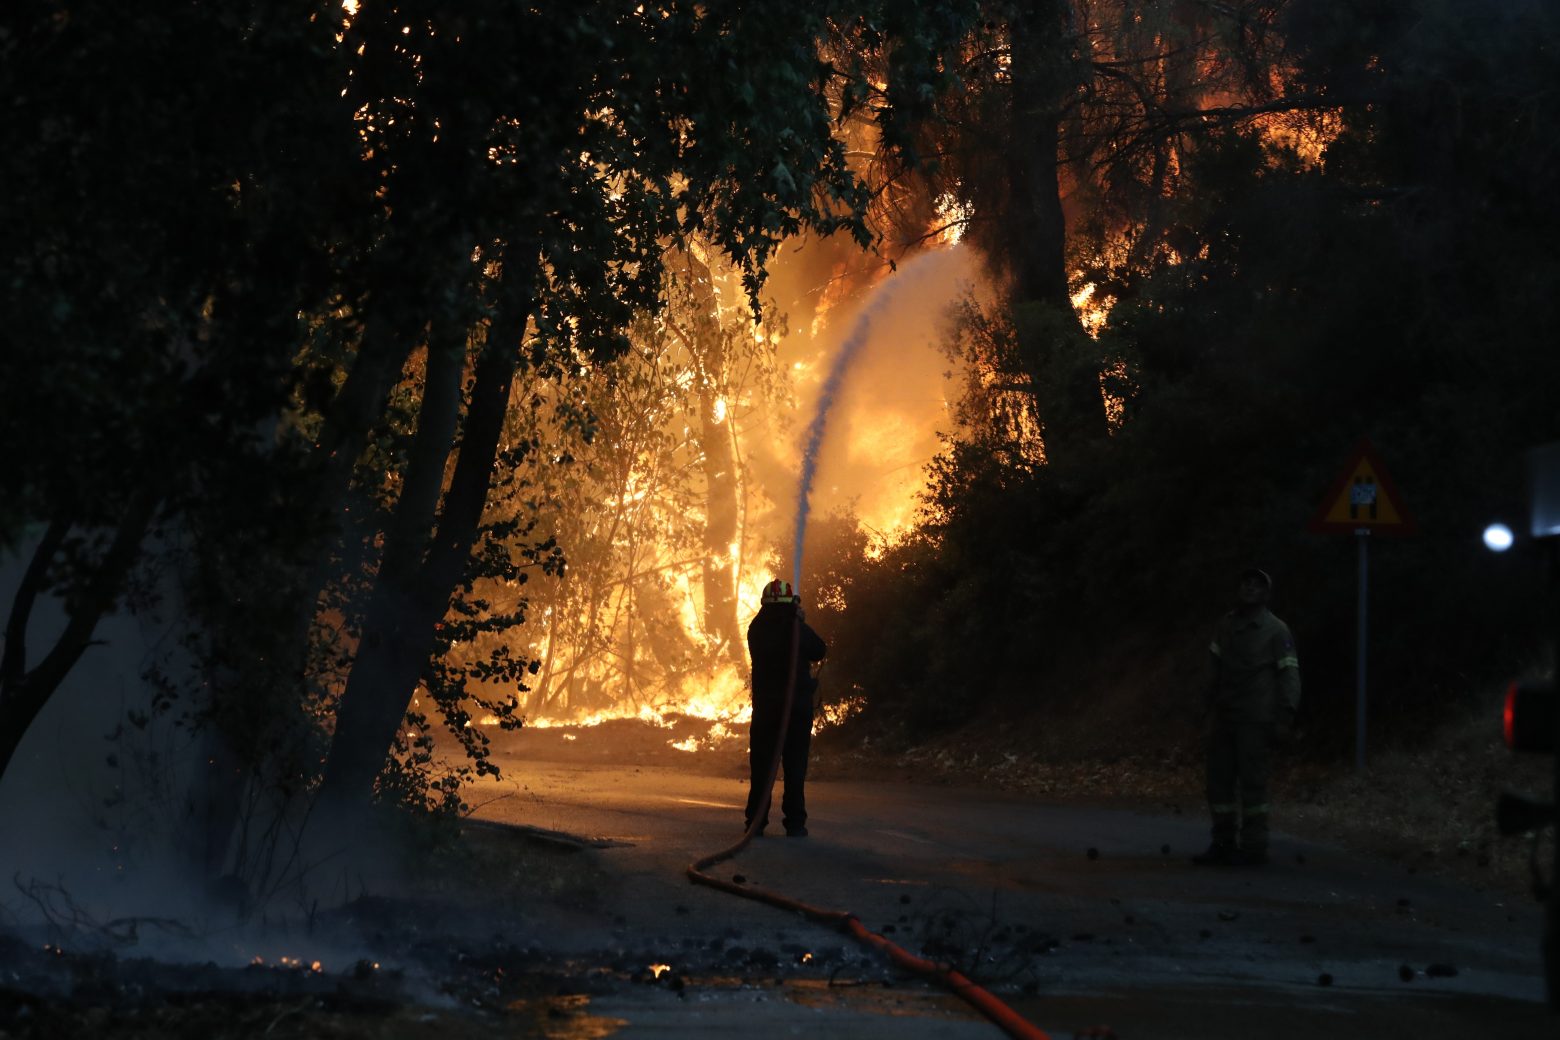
[1205,721,1273,847]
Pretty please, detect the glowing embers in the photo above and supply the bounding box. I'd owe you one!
[249,955,327,973]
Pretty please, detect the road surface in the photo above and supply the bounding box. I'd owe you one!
[467,740,1553,1039]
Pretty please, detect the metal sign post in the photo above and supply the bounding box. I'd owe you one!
[1308,439,1416,773]
[1355,528,1369,772]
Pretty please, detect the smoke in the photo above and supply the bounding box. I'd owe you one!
[0,534,407,964]
[0,534,214,938]
[789,246,975,588]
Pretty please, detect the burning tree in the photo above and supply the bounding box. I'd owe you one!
[844,1,1344,467]
[0,0,981,882]
[484,245,787,725]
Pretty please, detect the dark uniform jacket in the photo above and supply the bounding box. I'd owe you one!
[747,603,827,710]
[1207,607,1301,725]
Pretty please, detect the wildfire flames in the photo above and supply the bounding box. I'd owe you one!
[451,85,1338,755]
[493,568,774,752]
[456,247,978,751]
[500,566,769,739]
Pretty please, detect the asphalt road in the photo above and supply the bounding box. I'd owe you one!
[468,741,1555,1039]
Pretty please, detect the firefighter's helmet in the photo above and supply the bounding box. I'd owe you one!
[761,579,797,604]
[1238,567,1273,589]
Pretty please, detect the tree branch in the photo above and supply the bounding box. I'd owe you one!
[0,517,67,704]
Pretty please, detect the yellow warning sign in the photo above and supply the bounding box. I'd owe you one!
[1308,440,1416,535]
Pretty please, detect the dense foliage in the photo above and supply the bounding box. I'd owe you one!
[0,0,977,886]
[818,0,1560,759]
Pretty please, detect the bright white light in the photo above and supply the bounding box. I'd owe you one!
[1483,523,1515,552]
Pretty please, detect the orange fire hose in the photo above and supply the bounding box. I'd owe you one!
[686,612,1055,1040]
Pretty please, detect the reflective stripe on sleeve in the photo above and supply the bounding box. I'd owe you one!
[1276,655,1299,670]
[1209,641,1221,656]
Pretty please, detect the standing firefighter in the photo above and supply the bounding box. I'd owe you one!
[1195,567,1301,867]
[745,579,827,837]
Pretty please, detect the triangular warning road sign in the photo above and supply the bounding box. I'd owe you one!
[1308,439,1417,535]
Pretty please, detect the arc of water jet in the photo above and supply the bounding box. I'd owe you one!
[791,255,945,592]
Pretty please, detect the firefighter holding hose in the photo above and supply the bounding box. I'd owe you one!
[745,579,827,837]
[1195,567,1302,867]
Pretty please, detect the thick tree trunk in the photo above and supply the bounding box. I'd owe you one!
[1008,0,1107,461]
[181,295,427,879]
[698,383,744,669]
[275,307,429,667]
[1008,13,1070,309]
[676,253,746,668]
[316,292,531,812]
[182,320,471,881]
[378,323,469,582]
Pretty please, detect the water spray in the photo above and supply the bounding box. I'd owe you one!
[791,254,944,589]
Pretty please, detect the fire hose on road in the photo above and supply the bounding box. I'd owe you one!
[685,617,1060,1040]
[685,290,1075,1038]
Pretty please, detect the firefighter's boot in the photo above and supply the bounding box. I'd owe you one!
[1192,842,1237,866]
[1193,810,1239,865]
[1237,805,1271,866]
